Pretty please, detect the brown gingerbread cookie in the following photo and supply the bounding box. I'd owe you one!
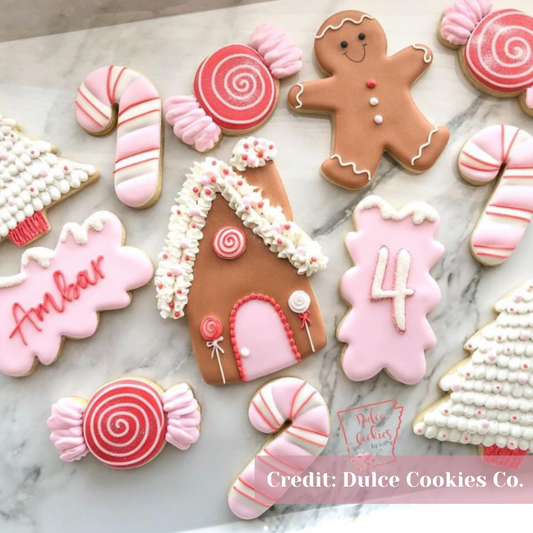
[288,11,450,190]
[155,137,328,385]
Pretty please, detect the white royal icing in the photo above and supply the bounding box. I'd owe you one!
[415,279,533,453]
[229,137,278,172]
[0,115,97,239]
[356,195,439,224]
[155,145,328,319]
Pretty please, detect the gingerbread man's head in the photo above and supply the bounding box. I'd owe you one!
[314,11,387,75]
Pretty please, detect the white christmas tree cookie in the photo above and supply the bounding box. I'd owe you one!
[0,115,99,247]
[414,279,533,468]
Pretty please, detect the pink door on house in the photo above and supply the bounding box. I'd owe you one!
[230,294,301,381]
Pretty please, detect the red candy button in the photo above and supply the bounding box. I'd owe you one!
[366,79,377,89]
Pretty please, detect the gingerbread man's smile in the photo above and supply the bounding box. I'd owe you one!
[343,44,367,63]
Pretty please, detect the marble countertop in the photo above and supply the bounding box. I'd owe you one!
[1,0,533,531]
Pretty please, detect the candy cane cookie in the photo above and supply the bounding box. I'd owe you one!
[75,65,163,208]
[48,377,201,470]
[459,124,533,266]
[439,0,533,117]
[228,377,330,520]
[165,24,302,152]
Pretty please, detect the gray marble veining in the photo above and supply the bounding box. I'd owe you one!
[1,0,533,531]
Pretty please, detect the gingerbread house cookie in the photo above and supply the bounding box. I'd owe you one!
[155,137,328,385]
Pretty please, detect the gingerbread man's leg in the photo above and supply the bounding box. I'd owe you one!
[387,117,450,173]
[321,114,384,190]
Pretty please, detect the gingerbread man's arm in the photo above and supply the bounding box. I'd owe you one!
[390,44,434,86]
[288,78,338,113]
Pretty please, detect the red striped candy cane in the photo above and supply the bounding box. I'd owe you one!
[75,65,163,209]
[459,124,533,266]
[228,377,330,520]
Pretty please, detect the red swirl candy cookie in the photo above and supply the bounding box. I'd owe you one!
[439,0,533,116]
[165,25,302,152]
[213,226,246,260]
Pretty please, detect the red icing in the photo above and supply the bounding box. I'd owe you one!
[366,79,377,88]
[482,444,528,469]
[7,211,50,247]
[193,44,277,131]
[9,256,105,346]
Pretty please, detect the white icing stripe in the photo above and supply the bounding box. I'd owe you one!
[411,126,439,166]
[114,149,161,172]
[331,154,372,181]
[295,83,304,109]
[356,195,439,224]
[315,15,374,39]
[412,44,432,63]
[486,205,533,222]
[118,99,161,125]
[59,212,109,244]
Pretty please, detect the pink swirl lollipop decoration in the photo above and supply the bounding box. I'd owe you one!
[459,124,533,266]
[228,377,330,520]
[47,378,201,469]
[165,24,302,152]
[213,226,246,260]
[439,1,533,115]
[288,290,315,352]
[200,316,226,384]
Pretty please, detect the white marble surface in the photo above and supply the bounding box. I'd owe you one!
[1,0,533,531]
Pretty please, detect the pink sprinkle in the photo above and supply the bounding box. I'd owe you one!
[39,171,48,177]
[0,153,8,160]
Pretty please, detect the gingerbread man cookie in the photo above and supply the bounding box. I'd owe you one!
[288,11,450,190]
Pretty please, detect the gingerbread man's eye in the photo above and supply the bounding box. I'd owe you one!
[341,41,348,49]
[358,33,366,41]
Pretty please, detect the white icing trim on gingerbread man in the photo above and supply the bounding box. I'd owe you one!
[315,14,375,39]
[331,154,372,181]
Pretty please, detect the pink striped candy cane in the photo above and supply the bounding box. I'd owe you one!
[75,65,163,209]
[228,377,330,520]
[459,124,533,266]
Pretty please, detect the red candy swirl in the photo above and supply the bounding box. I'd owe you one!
[213,226,246,260]
[465,9,533,92]
[194,44,277,131]
[83,379,166,469]
[200,316,223,341]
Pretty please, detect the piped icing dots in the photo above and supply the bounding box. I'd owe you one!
[415,279,533,453]
[229,137,278,172]
[0,116,96,241]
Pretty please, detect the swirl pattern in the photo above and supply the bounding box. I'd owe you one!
[194,44,277,131]
[213,226,246,260]
[83,379,166,469]
[465,9,533,92]
[200,316,223,341]
[288,290,311,314]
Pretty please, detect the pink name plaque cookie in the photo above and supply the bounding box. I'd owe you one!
[337,196,444,385]
[0,211,154,377]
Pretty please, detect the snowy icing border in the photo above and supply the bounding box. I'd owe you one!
[356,195,439,225]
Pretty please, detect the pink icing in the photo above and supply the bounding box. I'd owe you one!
[231,296,300,382]
[338,197,443,385]
[165,95,221,152]
[459,125,533,265]
[441,0,493,45]
[248,24,303,79]
[75,65,162,208]
[0,212,154,377]
[228,378,330,520]
[162,383,201,451]
[47,397,88,462]
[527,87,533,109]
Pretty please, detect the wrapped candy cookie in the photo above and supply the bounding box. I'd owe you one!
[165,24,302,152]
[48,378,201,470]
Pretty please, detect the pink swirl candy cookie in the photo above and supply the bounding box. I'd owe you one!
[228,377,330,520]
[439,0,533,116]
[458,124,533,266]
[165,24,302,152]
[213,226,246,260]
[75,65,163,208]
[48,378,201,469]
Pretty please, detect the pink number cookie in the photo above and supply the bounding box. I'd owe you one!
[337,196,444,385]
[228,377,330,520]
[0,212,154,377]
[459,124,533,266]
[440,0,533,116]
[414,279,533,468]
[165,25,302,152]
[0,114,99,247]
[288,11,450,190]
[48,377,201,469]
[75,65,163,208]
[155,137,328,385]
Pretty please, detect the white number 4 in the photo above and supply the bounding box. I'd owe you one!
[371,247,414,333]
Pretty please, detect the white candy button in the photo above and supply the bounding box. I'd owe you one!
[370,97,379,106]
[374,115,383,125]
[241,348,250,358]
